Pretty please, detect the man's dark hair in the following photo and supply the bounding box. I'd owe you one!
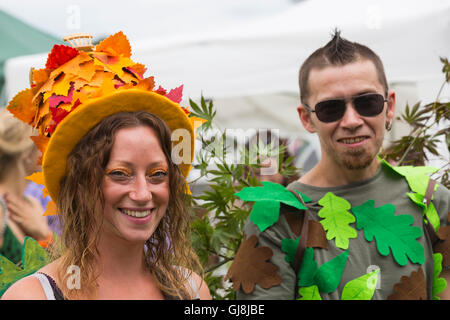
[298,29,388,105]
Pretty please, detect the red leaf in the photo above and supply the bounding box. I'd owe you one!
[165,84,184,103]
[155,85,167,95]
[46,45,79,70]
[48,83,74,108]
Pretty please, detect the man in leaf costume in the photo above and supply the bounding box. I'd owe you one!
[227,31,449,300]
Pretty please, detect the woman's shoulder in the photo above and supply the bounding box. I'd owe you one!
[1,259,60,300]
[175,267,211,300]
[1,273,48,300]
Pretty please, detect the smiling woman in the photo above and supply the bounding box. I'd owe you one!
[1,32,210,300]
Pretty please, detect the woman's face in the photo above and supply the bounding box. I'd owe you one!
[101,125,170,243]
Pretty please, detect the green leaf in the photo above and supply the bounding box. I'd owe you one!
[317,192,357,250]
[381,159,439,195]
[281,236,300,267]
[407,192,440,232]
[341,269,379,300]
[352,200,424,266]
[297,247,319,287]
[234,181,307,231]
[298,285,322,300]
[314,250,349,294]
[432,253,447,300]
[0,237,50,296]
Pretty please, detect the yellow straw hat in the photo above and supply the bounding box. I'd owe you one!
[7,31,205,214]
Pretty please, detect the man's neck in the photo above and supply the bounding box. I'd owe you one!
[298,157,380,188]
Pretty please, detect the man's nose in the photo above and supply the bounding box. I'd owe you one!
[340,102,364,129]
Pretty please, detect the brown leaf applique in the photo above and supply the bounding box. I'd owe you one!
[387,267,427,300]
[284,212,328,250]
[225,235,282,294]
[434,212,450,266]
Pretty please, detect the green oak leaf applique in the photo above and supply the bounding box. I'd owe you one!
[0,237,50,296]
[432,253,447,300]
[317,192,357,250]
[235,181,309,232]
[341,269,380,300]
[352,200,424,266]
[298,285,322,300]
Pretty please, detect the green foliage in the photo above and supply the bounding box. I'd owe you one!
[380,57,450,188]
[188,98,300,299]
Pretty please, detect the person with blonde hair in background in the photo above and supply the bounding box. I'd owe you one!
[0,108,51,264]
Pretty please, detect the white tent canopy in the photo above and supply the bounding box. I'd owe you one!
[3,0,449,171]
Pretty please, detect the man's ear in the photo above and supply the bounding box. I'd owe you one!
[297,105,316,133]
[386,90,396,124]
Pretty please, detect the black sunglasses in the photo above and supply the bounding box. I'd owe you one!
[304,93,388,123]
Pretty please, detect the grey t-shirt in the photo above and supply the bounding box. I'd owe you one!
[236,163,449,300]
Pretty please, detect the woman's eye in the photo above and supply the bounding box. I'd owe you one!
[147,170,168,182]
[107,170,131,179]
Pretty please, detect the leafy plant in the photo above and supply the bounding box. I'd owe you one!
[380,57,450,188]
[188,97,299,299]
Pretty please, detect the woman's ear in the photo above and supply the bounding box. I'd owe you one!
[297,105,316,133]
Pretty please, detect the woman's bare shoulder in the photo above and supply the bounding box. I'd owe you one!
[1,274,47,300]
[1,259,60,300]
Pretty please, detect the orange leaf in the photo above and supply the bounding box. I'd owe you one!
[26,171,46,186]
[95,31,131,57]
[6,89,36,125]
[30,135,49,156]
[129,63,147,78]
[135,76,155,91]
[44,200,58,216]
[32,68,51,86]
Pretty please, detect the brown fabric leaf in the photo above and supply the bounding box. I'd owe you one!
[308,220,328,250]
[387,267,427,300]
[284,212,328,250]
[225,235,282,294]
[435,223,450,267]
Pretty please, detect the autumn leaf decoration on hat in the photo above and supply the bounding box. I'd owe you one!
[7,31,206,215]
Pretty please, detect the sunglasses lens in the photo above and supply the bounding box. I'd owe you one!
[354,94,385,117]
[315,100,346,123]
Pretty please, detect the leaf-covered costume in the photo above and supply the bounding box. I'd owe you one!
[227,161,449,300]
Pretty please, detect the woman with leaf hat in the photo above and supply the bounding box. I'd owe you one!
[1,32,210,300]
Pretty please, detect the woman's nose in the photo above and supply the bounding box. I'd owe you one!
[129,175,152,202]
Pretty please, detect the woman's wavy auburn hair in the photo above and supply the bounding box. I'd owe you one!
[52,111,201,299]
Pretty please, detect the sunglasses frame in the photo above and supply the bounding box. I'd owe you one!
[304,93,388,123]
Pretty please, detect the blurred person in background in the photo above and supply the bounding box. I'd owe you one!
[0,108,52,264]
